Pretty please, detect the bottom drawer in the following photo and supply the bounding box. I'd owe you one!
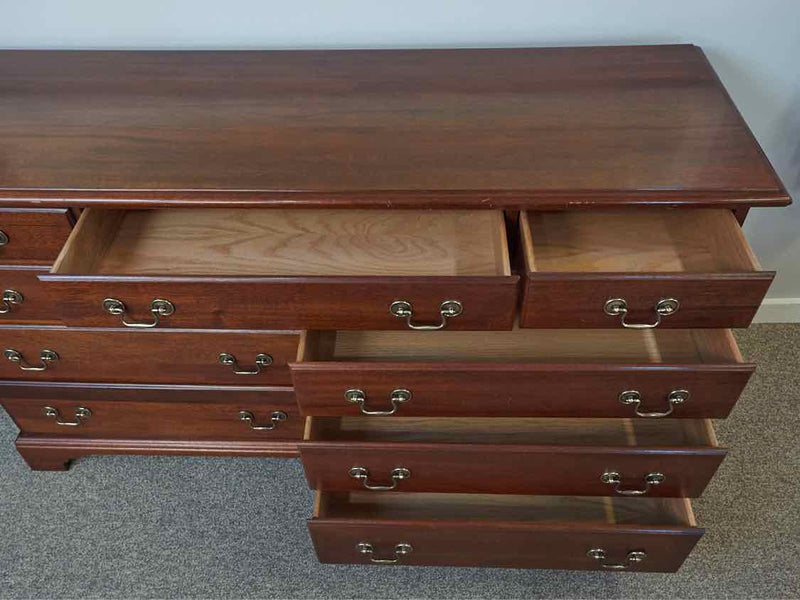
[2,388,302,440]
[310,492,702,572]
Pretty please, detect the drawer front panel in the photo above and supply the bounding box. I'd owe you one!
[300,443,726,497]
[310,521,701,572]
[0,209,74,264]
[3,392,302,440]
[520,275,773,329]
[0,266,59,324]
[291,363,753,418]
[0,326,300,385]
[39,277,519,330]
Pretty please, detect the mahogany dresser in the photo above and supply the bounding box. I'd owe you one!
[0,45,790,573]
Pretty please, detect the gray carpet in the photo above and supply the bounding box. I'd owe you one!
[2,324,799,599]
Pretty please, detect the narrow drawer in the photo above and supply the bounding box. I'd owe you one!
[299,417,725,497]
[291,328,752,418]
[0,325,300,386]
[1,387,302,440]
[0,208,74,265]
[0,266,60,324]
[310,492,702,572]
[519,209,773,328]
[39,208,518,330]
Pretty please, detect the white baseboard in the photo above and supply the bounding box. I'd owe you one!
[753,298,800,323]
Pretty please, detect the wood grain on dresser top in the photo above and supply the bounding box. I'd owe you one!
[0,46,789,209]
[291,328,753,418]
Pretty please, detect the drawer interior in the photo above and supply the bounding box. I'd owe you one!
[315,491,697,526]
[52,208,511,277]
[305,416,719,447]
[299,327,743,364]
[521,209,762,273]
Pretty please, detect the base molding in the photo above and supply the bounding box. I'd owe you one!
[15,434,299,471]
[753,298,800,323]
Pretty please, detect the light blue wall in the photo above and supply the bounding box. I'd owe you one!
[3,0,799,304]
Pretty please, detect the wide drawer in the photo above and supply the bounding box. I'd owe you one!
[519,209,773,328]
[0,266,60,325]
[39,208,518,330]
[1,387,302,440]
[291,328,752,418]
[299,417,725,497]
[0,208,74,265]
[0,325,300,385]
[310,492,702,572]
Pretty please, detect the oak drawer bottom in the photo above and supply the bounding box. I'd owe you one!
[14,434,299,471]
[310,492,702,572]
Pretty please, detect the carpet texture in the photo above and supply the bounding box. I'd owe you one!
[1,324,799,599]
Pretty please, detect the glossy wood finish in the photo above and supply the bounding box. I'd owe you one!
[15,435,299,471]
[0,265,60,324]
[0,47,789,208]
[300,417,726,497]
[291,328,752,418]
[2,390,302,440]
[310,492,702,571]
[0,325,300,385]
[519,210,773,328]
[0,208,73,264]
[41,208,518,330]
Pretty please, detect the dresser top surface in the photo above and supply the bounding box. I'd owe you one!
[0,45,789,208]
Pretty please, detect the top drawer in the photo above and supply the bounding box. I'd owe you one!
[519,209,773,328]
[40,209,518,330]
[0,209,74,265]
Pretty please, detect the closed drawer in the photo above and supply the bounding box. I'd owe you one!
[310,492,702,572]
[519,209,773,328]
[0,325,300,385]
[39,208,518,330]
[0,208,74,265]
[299,417,725,497]
[291,328,752,418]
[2,387,301,440]
[0,266,60,324]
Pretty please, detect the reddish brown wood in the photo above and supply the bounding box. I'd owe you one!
[0,47,789,208]
[2,389,302,440]
[309,520,702,572]
[290,362,753,419]
[300,442,726,498]
[0,325,300,385]
[519,274,773,328]
[15,434,300,471]
[0,208,73,264]
[0,265,61,324]
[38,277,519,330]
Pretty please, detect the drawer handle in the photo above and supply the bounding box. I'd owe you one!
[601,470,665,496]
[357,542,413,565]
[0,230,8,246]
[43,406,91,426]
[604,298,679,329]
[238,410,287,430]
[587,548,647,569]
[219,352,273,375]
[345,388,411,416]
[0,289,24,314]
[390,299,462,330]
[619,389,690,418]
[102,298,175,328]
[5,348,59,371]
[349,466,410,491]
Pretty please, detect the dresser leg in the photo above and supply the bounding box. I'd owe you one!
[15,441,76,471]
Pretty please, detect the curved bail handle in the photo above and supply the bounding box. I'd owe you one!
[390,300,462,330]
[349,466,410,491]
[619,389,690,418]
[345,388,411,416]
[601,470,665,496]
[604,298,679,329]
[103,298,175,328]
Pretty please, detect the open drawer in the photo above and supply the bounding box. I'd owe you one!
[39,208,518,330]
[519,209,773,328]
[290,327,753,418]
[299,417,726,497]
[310,492,703,571]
